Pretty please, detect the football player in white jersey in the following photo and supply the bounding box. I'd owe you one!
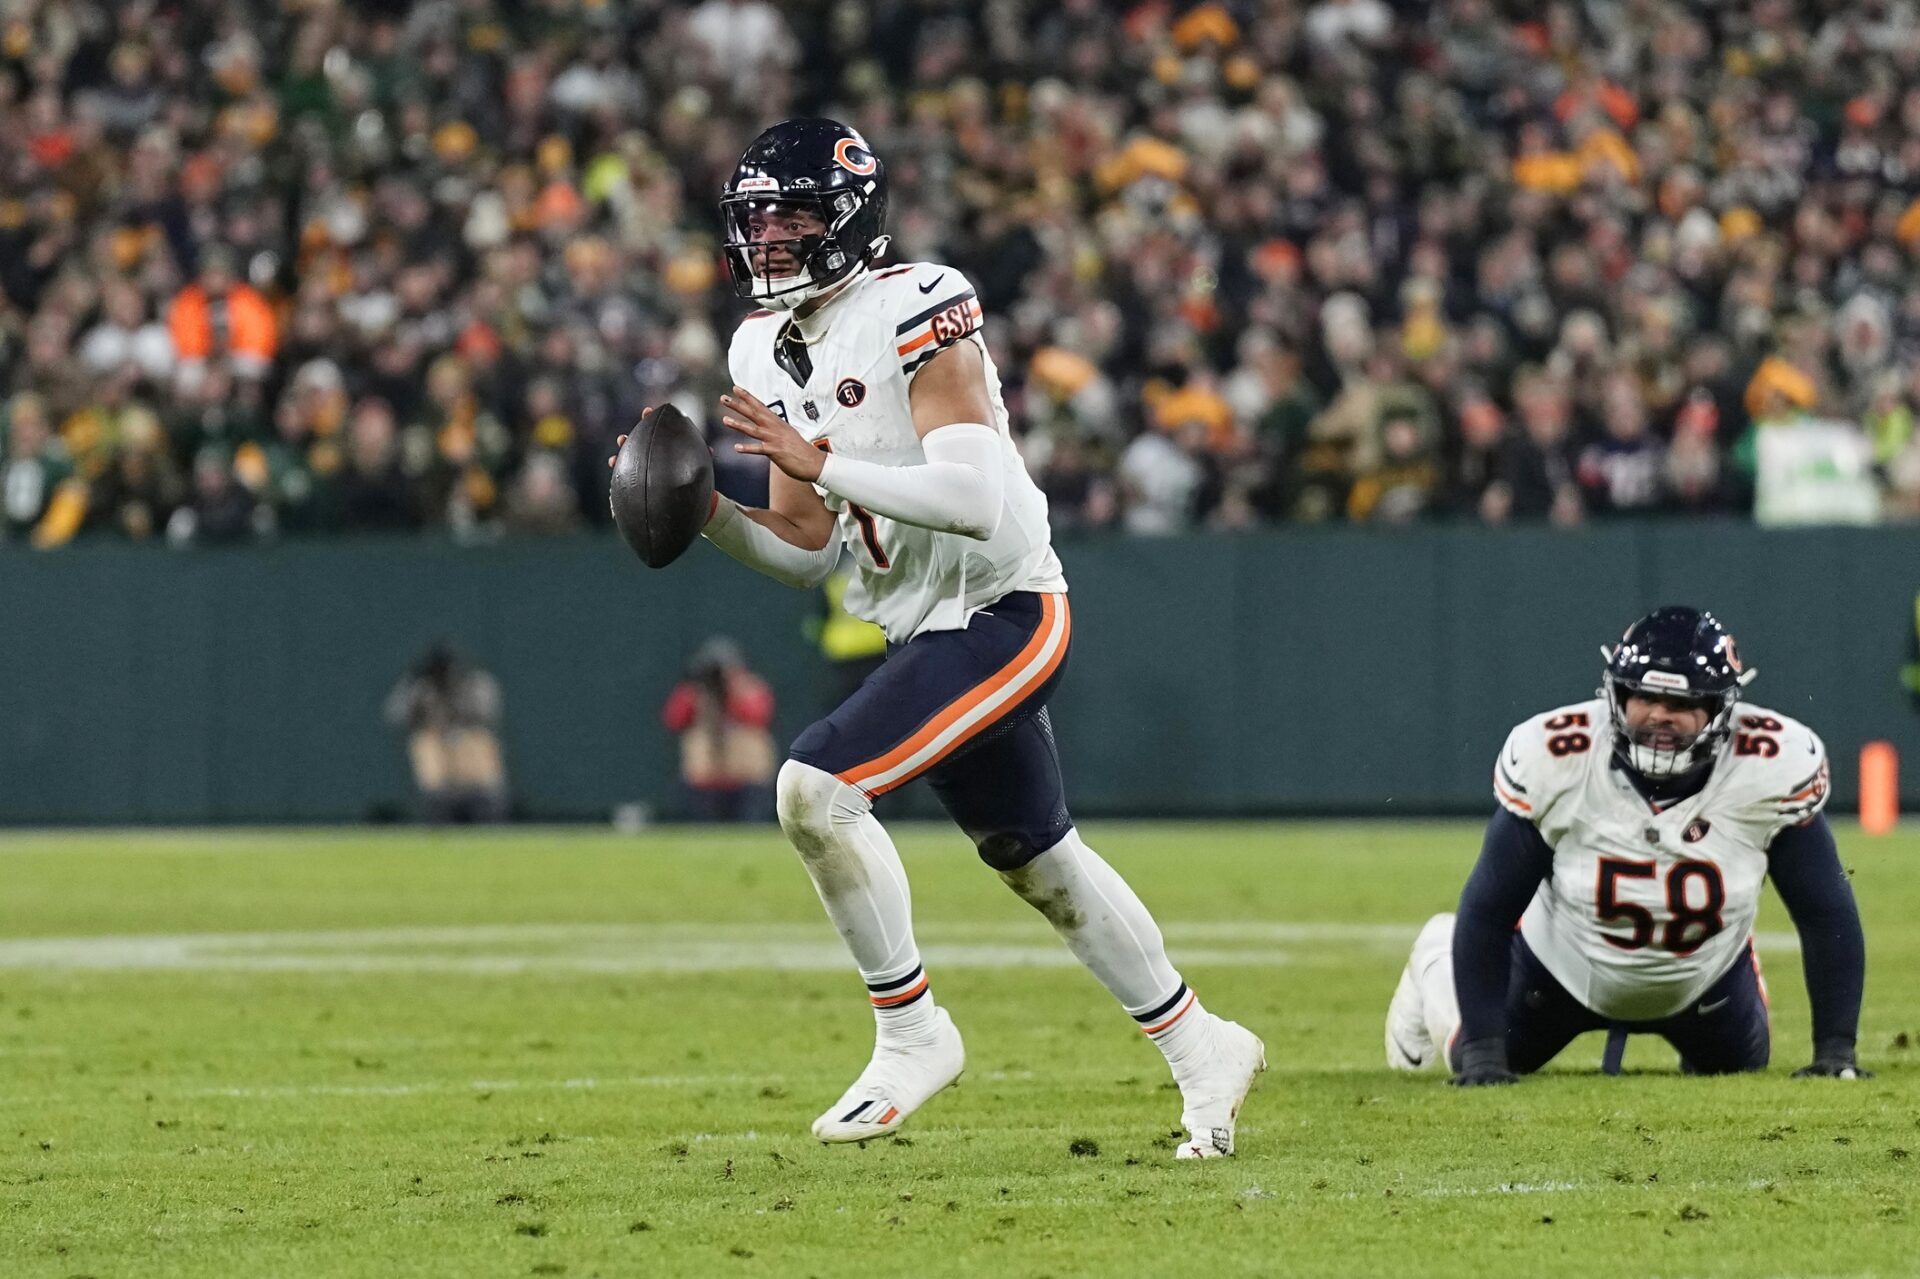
[1384,607,1868,1084]
[614,119,1264,1156]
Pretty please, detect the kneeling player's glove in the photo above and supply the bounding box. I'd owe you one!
[1448,1037,1517,1087]
[1793,1039,1873,1079]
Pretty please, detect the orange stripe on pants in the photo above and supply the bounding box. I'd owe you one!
[838,594,1070,796]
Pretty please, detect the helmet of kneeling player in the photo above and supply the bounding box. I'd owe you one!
[720,117,890,311]
[1601,606,1757,779]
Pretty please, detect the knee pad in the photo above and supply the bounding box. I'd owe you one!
[972,829,1047,872]
[776,759,834,836]
[776,759,870,857]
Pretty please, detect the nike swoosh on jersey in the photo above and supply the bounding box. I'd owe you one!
[917,274,944,294]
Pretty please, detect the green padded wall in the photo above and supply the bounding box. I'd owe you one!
[2,525,1915,823]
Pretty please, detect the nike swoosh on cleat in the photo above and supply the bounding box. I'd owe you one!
[1391,1031,1427,1063]
[917,275,944,294]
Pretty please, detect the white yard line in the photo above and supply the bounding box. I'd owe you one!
[0,939,1306,973]
[0,920,1801,974]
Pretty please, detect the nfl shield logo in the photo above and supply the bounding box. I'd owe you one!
[803,400,820,421]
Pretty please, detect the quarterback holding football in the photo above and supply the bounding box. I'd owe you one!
[615,119,1263,1157]
[1385,607,1868,1084]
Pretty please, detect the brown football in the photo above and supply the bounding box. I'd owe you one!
[609,404,715,568]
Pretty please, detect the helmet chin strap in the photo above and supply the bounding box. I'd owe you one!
[754,270,872,338]
[751,267,828,311]
[1625,737,1707,779]
[752,257,877,314]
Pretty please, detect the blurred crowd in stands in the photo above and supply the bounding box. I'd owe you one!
[4,0,1920,548]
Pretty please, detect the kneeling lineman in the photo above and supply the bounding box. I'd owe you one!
[1387,607,1869,1083]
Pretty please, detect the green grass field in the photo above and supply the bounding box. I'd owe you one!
[2,820,1915,1278]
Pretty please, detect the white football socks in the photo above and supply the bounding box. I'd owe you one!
[999,828,1211,1064]
[776,761,939,1044]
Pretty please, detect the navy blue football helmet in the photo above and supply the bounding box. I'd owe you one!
[1601,606,1756,779]
[720,118,890,310]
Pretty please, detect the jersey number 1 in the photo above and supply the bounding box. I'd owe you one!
[1595,858,1725,955]
[814,440,890,568]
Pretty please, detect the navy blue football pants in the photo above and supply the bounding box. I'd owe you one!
[789,591,1074,866]
[1491,933,1771,1075]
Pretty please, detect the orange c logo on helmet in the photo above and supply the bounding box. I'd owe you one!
[834,137,877,176]
[1724,636,1742,673]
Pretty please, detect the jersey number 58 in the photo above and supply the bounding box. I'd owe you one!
[1595,858,1726,955]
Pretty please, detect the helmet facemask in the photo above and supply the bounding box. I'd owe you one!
[721,189,882,311]
[1602,668,1740,780]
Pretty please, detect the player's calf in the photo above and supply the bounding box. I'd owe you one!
[775,761,942,1038]
[990,826,1266,1157]
[776,759,964,1139]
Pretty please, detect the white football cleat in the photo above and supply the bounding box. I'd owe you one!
[1385,961,1433,1069]
[811,1006,964,1143]
[1172,1016,1266,1159]
[1386,912,1455,1070]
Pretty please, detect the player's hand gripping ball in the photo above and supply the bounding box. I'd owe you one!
[720,386,826,483]
[608,404,715,568]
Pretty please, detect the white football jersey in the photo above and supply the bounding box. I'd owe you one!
[726,262,1066,643]
[1495,698,1830,1020]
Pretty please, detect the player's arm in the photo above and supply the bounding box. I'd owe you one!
[1766,813,1871,1078]
[1448,808,1555,1086]
[720,349,1003,541]
[704,464,841,588]
[825,340,1002,538]
[610,409,839,589]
